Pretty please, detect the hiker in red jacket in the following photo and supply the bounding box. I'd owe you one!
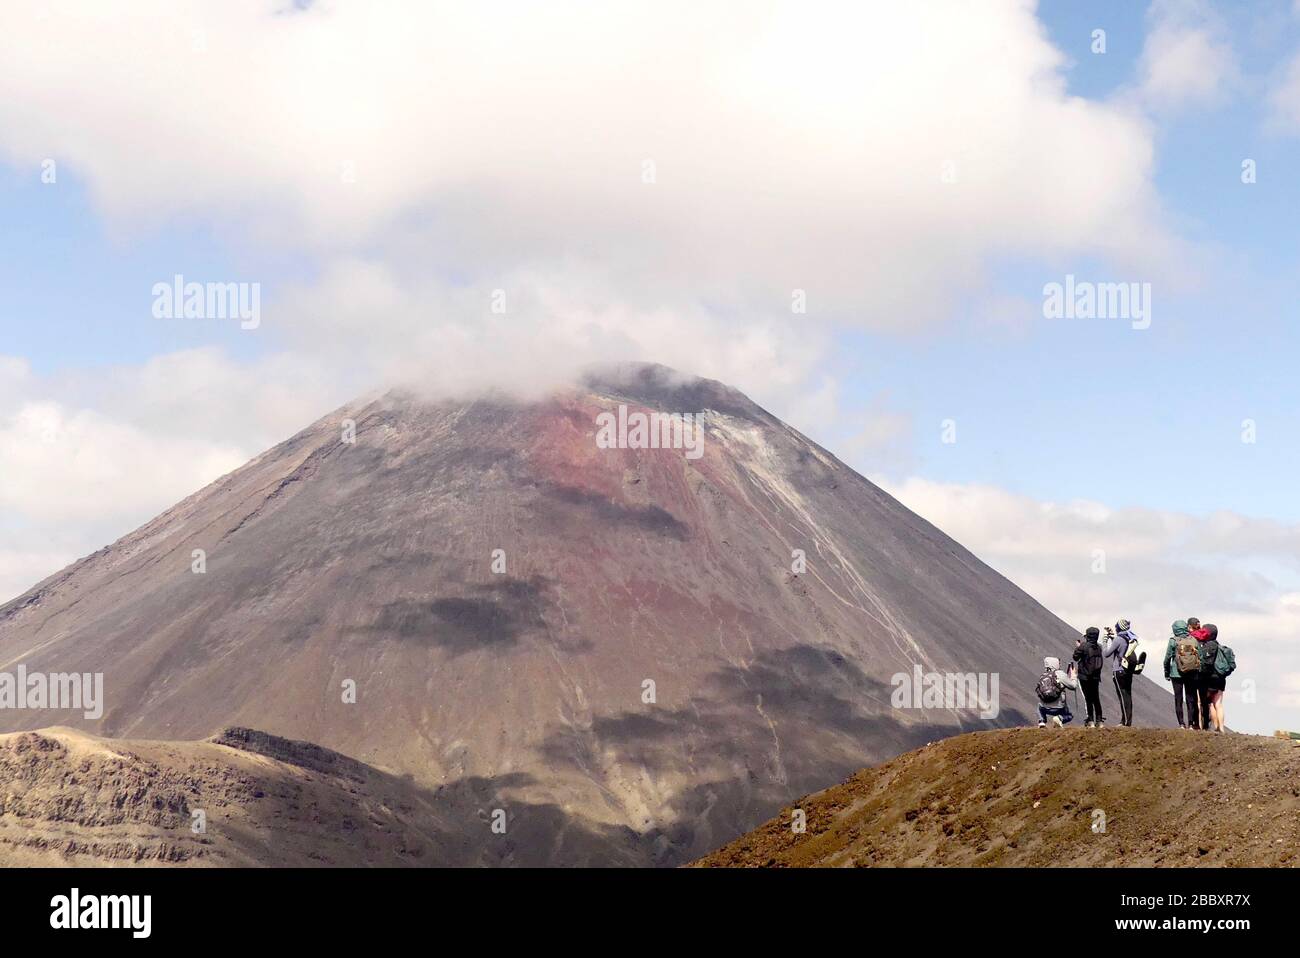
[1186,618,1214,726]
[1198,624,1230,733]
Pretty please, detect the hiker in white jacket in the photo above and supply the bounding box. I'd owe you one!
[1036,656,1078,728]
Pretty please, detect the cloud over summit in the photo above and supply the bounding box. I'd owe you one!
[0,1,1185,394]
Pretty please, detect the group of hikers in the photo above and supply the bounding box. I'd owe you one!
[1035,618,1236,731]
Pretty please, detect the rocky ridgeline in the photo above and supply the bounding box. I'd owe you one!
[211,726,371,782]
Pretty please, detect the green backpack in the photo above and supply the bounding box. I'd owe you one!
[1214,645,1237,678]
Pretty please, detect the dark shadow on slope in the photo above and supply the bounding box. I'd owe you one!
[536,643,1034,864]
[230,759,646,867]
[346,576,556,655]
[534,481,690,540]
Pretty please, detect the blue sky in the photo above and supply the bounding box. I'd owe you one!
[0,171,285,372]
[1,1,1297,732]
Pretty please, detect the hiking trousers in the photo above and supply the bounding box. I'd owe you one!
[1080,676,1103,724]
[1038,702,1073,724]
[1112,671,1134,726]
[1172,676,1199,729]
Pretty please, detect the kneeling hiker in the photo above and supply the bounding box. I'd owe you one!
[1073,627,1106,727]
[1165,620,1202,730]
[1035,656,1078,728]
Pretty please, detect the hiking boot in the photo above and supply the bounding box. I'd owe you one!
[1084,720,1094,728]
[1051,715,1064,728]
[1037,721,1047,728]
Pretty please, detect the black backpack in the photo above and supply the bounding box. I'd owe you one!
[1036,669,1064,703]
[1199,639,1221,675]
[1079,642,1104,680]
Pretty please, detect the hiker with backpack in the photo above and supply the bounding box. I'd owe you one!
[1164,620,1201,730]
[1189,616,1214,729]
[1103,619,1143,727]
[1073,627,1106,727]
[1035,656,1078,727]
[1196,623,1235,733]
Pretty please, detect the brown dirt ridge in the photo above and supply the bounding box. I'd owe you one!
[694,728,1300,867]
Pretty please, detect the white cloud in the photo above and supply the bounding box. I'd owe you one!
[72,348,348,449]
[1278,670,1300,710]
[0,0,1189,396]
[271,258,835,410]
[1268,47,1300,133]
[1137,0,1238,112]
[0,395,248,602]
[878,476,1300,735]
[0,401,245,525]
[1265,0,1300,134]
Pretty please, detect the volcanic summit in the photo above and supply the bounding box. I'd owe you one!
[0,363,1172,865]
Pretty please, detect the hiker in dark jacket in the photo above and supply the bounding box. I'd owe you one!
[1103,619,1136,727]
[1036,656,1078,727]
[1199,623,1228,733]
[1073,627,1106,727]
[1188,617,1215,728]
[1163,620,1200,729]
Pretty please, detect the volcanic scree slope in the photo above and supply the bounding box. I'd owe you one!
[0,365,1172,865]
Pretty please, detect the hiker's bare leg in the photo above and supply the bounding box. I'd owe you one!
[1209,691,1224,731]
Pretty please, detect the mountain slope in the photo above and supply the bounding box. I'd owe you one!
[695,729,1300,867]
[0,364,1172,865]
